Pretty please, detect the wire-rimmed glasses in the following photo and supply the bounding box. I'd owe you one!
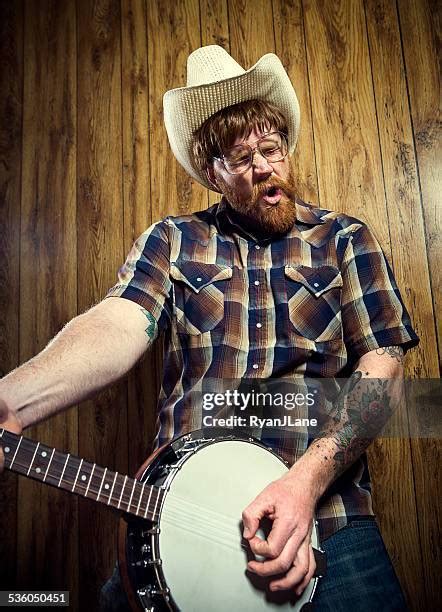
[213,131,288,175]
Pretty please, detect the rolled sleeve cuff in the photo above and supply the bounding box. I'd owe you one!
[347,324,420,361]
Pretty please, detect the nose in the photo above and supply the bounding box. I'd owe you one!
[251,149,273,175]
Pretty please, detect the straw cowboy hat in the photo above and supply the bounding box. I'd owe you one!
[163,45,300,190]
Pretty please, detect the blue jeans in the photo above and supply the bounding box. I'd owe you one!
[313,518,407,611]
[100,518,407,611]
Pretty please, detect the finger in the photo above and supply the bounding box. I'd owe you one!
[248,537,298,576]
[295,545,316,596]
[242,504,267,540]
[268,539,312,591]
[248,527,310,576]
[248,517,308,561]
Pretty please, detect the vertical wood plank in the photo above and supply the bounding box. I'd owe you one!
[0,0,23,589]
[398,0,441,373]
[200,0,230,207]
[303,0,388,244]
[77,0,126,608]
[272,0,319,202]
[17,0,78,607]
[228,0,275,65]
[147,0,206,220]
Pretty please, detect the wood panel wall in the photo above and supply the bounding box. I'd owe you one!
[0,1,440,610]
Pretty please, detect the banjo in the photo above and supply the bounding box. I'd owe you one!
[1,427,325,611]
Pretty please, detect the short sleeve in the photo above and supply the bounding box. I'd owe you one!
[341,223,419,362]
[105,220,172,338]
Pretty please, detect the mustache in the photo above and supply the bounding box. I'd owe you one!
[252,175,297,202]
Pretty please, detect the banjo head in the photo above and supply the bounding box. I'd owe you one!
[148,435,319,612]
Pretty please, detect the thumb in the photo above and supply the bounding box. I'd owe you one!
[242,509,260,540]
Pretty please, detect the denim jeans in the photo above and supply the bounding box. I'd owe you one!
[313,518,407,611]
[100,518,407,611]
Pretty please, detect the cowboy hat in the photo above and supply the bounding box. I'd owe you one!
[163,45,300,190]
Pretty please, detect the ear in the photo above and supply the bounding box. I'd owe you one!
[206,164,221,192]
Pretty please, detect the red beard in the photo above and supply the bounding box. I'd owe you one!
[219,167,298,237]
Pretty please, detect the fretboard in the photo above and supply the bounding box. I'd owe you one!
[0,429,164,521]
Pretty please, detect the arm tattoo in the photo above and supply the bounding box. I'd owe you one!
[318,374,400,477]
[140,308,156,339]
[331,378,393,471]
[375,345,404,364]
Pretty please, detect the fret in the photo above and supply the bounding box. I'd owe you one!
[127,479,137,513]
[72,458,84,492]
[136,481,146,516]
[58,453,70,488]
[117,475,128,509]
[43,448,56,482]
[85,463,96,498]
[9,435,23,469]
[143,485,153,519]
[107,471,119,506]
[97,467,107,500]
[151,488,161,521]
[26,442,40,476]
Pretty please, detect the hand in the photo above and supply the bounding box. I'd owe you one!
[242,475,317,596]
[0,399,23,472]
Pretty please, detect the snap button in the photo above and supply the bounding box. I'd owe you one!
[196,277,202,282]
[256,323,262,328]
[254,280,260,286]
[313,282,320,288]
[252,364,259,369]
[255,245,260,250]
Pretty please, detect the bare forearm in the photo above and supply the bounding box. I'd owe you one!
[284,347,405,500]
[0,298,152,428]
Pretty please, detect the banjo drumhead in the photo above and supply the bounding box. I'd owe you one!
[157,439,318,611]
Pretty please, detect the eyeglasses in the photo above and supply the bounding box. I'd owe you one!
[213,131,288,175]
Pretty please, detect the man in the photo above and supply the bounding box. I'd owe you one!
[0,46,418,610]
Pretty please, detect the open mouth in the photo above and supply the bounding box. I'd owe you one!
[261,186,283,205]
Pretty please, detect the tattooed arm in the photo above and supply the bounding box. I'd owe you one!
[0,297,156,432]
[242,346,404,594]
[298,345,404,485]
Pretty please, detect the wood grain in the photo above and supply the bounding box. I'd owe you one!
[229,0,275,65]
[76,0,126,608]
[17,0,78,607]
[398,0,441,374]
[303,0,389,245]
[147,0,206,220]
[0,0,22,589]
[200,0,230,207]
[273,0,319,203]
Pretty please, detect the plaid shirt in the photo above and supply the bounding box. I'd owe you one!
[106,198,418,540]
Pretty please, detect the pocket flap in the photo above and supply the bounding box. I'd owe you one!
[170,261,232,293]
[285,265,342,297]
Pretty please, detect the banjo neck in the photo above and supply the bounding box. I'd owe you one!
[0,428,164,522]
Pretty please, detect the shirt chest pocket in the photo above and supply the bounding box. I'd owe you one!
[284,265,343,342]
[170,261,232,335]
